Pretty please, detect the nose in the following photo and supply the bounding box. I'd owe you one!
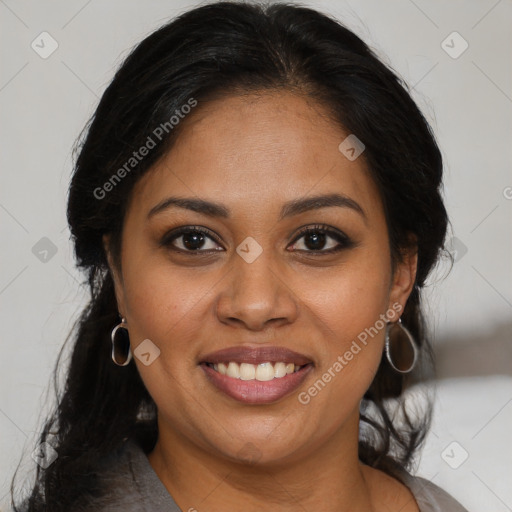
[215,248,299,332]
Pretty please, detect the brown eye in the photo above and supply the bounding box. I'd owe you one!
[161,226,224,253]
[289,224,355,254]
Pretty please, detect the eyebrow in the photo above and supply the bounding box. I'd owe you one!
[147,193,366,222]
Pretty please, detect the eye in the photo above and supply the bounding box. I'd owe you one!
[288,224,355,254]
[160,226,224,253]
[160,224,355,255]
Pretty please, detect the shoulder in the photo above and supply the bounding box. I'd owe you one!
[76,439,180,512]
[394,469,470,512]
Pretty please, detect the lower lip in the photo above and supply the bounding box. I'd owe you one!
[201,363,313,404]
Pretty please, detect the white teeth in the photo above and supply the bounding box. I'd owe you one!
[226,361,240,378]
[255,362,274,381]
[274,362,287,378]
[240,363,256,380]
[211,361,304,380]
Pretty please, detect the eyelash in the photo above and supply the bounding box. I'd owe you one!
[291,224,354,254]
[160,224,355,255]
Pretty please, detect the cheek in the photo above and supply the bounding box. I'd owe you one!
[296,246,392,410]
[304,248,391,348]
[121,258,218,357]
[119,258,217,421]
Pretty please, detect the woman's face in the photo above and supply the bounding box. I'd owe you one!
[106,91,416,465]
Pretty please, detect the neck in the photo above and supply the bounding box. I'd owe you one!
[147,411,377,512]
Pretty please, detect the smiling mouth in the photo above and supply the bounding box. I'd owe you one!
[204,361,310,381]
[199,346,314,404]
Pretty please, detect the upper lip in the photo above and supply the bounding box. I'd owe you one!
[199,345,313,366]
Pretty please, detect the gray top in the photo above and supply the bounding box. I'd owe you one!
[77,440,469,511]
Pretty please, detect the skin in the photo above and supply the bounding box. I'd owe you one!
[105,91,419,512]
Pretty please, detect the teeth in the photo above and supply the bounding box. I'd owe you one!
[240,363,256,380]
[226,361,240,379]
[210,361,304,380]
[274,362,287,378]
[255,362,274,381]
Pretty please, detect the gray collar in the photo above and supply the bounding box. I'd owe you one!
[105,440,468,512]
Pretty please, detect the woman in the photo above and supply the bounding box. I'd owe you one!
[12,1,468,511]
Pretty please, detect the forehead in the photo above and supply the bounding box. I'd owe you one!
[130,91,382,222]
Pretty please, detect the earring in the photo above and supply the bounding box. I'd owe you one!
[111,317,132,366]
[385,318,418,374]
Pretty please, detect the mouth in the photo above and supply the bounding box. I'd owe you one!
[204,360,308,380]
[199,346,314,404]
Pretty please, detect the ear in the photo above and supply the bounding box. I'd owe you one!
[388,240,418,316]
[103,234,127,318]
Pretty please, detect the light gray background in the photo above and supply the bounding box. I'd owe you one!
[1,0,511,510]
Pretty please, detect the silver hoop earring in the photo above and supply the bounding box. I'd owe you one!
[385,318,418,374]
[111,317,132,366]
